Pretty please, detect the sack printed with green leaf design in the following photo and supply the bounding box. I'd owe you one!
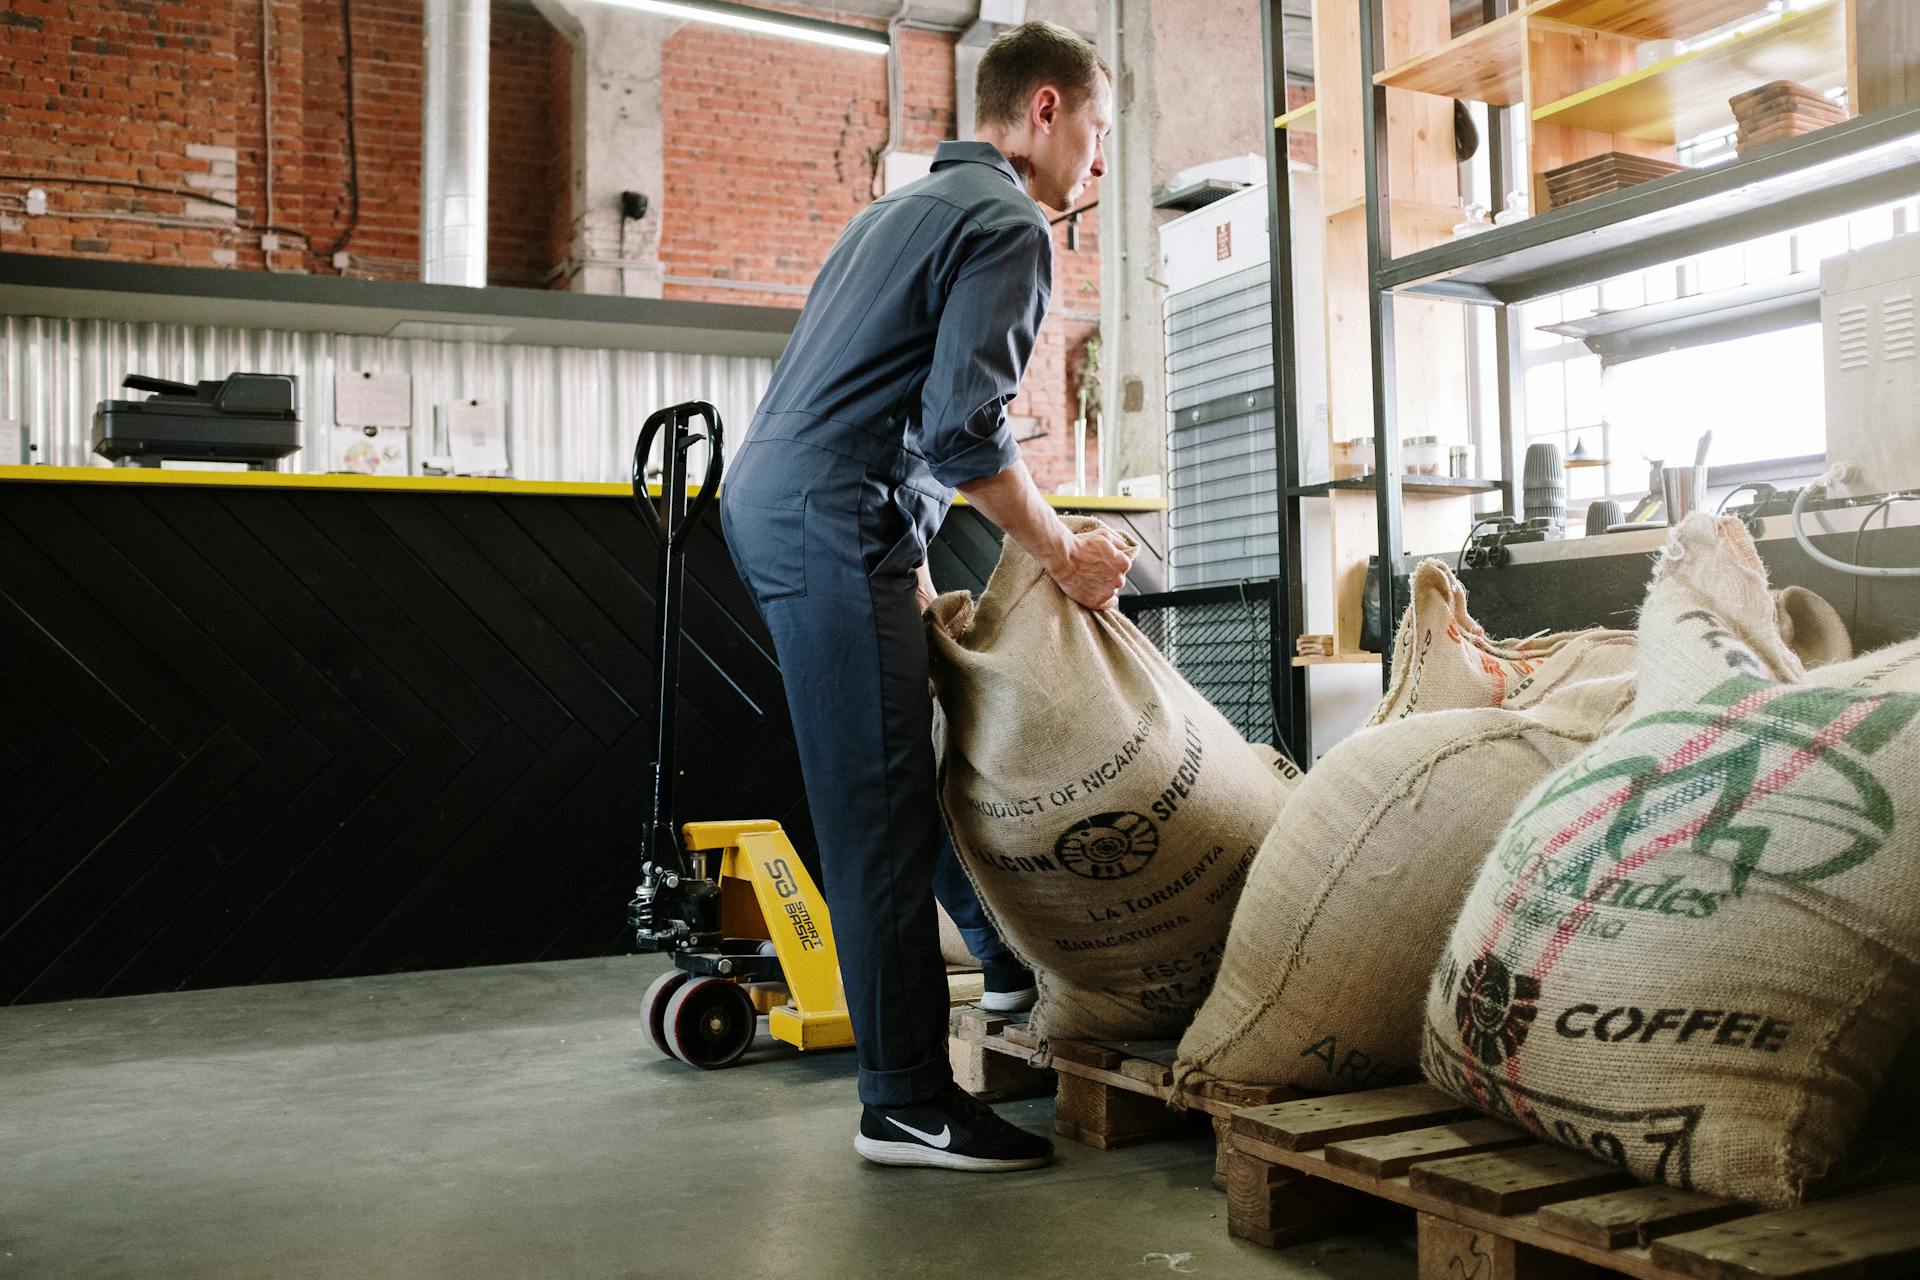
[1422,515,1920,1208]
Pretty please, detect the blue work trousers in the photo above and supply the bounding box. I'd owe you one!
[720,436,1011,1106]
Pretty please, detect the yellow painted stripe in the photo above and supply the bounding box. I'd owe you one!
[0,465,1167,510]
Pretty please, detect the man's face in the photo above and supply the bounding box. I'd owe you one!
[1029,75,1111,211]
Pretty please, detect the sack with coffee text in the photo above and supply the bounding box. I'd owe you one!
[1423,515,1920,1207]
[930,518,1300,1039]
[1370,560,1636,725]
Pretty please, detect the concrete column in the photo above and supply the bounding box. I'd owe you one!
[532,0,669,297]
[1098,0,1266,494]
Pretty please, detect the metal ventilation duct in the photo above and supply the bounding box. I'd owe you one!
[422,0,491,286]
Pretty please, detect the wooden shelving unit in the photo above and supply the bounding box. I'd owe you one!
[1261,0,1915,759]
[1373,4,1542,105]
[1378,103,1920,302]
[1274,99,1319,132]
[1532,0,1780,41]
[1533,0,1847,142]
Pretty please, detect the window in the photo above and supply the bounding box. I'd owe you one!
[1513,198,1920,531]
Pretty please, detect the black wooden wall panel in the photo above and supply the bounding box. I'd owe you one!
[0,481,1165,1005]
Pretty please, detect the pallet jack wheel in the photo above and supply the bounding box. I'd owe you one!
[641,969,691,1060]
[663,975,757,1069]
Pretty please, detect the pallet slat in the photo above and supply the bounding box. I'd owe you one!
[1411,1146,1636,1215]
[1539,1186,1746,1251]
[1649,1183,1920,1278]
[1418,1212,1608,1280]
[1327,1118,1535,1180]
[1233,1083,1468,1151]
[1227,1148,1371,1250]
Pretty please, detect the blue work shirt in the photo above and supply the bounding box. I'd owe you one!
[738,140,1053,494]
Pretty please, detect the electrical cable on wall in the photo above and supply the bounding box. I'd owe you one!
[868,0,912,200]
[1850,495,1913,636]
[324,0,361,263]
[261,0,275,241]
[0,174,312,247]
[1791,464,1920,578]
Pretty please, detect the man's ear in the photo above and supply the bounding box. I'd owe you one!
[1031,85,1060,133]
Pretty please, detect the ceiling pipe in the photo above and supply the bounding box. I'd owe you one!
[422,0,491,287]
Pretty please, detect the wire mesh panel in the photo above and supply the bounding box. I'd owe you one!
[1122,580,1282,750]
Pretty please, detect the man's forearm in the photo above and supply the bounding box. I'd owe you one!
[956,458,1072,573]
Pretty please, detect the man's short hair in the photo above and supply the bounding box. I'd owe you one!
[974,21,1110,129]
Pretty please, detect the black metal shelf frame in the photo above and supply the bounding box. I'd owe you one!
[1287,476,1504,498]
[1260,0,1522,764]
[1379,102,1920,305]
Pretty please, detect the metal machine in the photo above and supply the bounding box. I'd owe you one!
[1823,232,1920,499]
[626,401,854,1069]
[93,373,301,469]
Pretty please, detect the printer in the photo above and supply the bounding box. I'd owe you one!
[93,373,301,469]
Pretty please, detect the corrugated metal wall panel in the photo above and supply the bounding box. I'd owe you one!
[1164,259,1278,589]
[0,316,775,479]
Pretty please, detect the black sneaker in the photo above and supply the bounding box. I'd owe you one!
[980,961,1037,1014]
[855,1083,1054,1171]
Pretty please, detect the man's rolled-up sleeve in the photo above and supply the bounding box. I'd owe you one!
[919,221,1053,488]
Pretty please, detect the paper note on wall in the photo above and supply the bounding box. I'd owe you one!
[447,399,509,474]
[335,371,413,428]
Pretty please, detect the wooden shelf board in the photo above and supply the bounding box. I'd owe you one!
[1327,197,1468,242]
[1378,102,1920,305]
[1293,652,1383,667]
[1274,100,1318,133]
[1372,4,1544,106]
[1532,1,1847,143]
[1533,0,1779,42]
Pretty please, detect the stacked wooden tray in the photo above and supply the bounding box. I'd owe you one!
[1731,80,1847,154]
[1543,152,1686,209]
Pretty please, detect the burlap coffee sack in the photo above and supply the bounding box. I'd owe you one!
[929,518,1300,1040]
[1370,560,1636,725]
[1175,673,1635,1095]
[1775,585,1853,669]
[1423,515,1920,1207]
[936,904,981,968]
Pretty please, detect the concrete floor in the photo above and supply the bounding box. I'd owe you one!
[1,955,1416,1279]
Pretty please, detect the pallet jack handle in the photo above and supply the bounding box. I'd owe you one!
[631,401,723,891]
[632,401,724,550]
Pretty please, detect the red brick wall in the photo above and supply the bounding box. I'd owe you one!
[2,0,1098,489]
[658,12,1101,491]
[0,0,554,279]
[489,3,564,287]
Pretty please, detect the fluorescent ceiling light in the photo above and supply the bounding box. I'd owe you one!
[594,0,889,55]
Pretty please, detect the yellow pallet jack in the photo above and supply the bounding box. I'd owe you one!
[626,403,854,1068]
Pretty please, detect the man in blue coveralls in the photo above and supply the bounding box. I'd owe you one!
[720,21,1130,1172]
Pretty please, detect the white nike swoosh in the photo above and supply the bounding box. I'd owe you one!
[884,1116,952,1149]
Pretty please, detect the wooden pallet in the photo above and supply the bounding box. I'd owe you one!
[949,1006,1298,1186]
[1223,1081,1920,1278]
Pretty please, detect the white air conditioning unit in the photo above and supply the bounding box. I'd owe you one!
[1822,232,1920,497]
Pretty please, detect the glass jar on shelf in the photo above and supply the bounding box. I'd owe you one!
[1404,435,1448,476]
[1333,436,1375,481]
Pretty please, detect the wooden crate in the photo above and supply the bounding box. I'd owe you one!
[949,1006,1299,1187]
[1223,1081,1920,1278]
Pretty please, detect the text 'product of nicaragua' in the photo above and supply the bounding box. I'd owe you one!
[930,518,1301,1039]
